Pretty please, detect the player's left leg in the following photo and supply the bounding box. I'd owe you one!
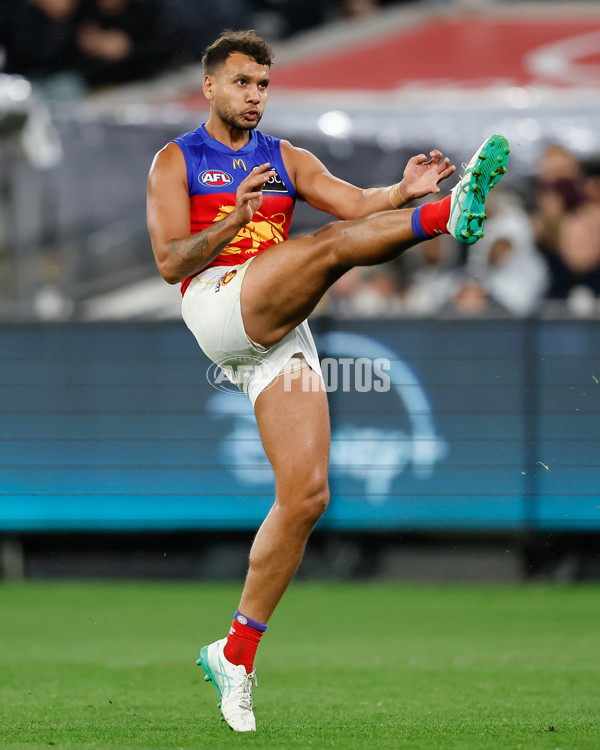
[242,134,510,348]
[198,366,330,732]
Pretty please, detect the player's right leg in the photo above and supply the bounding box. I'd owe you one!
[198,368,330,732]
[242,134,510,348]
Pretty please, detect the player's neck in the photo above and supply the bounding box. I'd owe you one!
[205,116,252,151]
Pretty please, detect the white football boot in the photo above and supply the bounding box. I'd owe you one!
[197,638,257,732]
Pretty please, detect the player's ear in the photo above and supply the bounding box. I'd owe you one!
[203,75,214,101]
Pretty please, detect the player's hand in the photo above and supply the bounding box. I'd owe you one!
[231,163,275,226]
[399,150,456,201]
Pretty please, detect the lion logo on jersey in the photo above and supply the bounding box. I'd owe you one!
[213,205,287,256]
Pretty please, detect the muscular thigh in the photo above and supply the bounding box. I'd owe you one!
[254,366,330,493]
[241,224,346,348]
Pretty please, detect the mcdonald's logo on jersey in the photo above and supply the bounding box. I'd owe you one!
[200,169,233,187]
[232,158,247,171]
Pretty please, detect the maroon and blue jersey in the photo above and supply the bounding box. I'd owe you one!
[173,125,296,295]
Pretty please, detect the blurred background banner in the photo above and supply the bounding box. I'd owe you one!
[1,318,599,533]
[270,12,600,89]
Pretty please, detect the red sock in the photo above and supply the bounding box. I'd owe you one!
[415,195,451,237]
[223,614,265,673]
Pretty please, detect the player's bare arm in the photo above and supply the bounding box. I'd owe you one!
[147,142,274,283]
[281,140,456,220]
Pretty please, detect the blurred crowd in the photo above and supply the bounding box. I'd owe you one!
[0,0,399,97]
[2,2,599,320]
[0,0,183,96]
[325,144,600,318]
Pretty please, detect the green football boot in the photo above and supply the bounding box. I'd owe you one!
[448,134,510,245]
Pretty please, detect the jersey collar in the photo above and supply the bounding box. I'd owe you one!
[198,124,258,155]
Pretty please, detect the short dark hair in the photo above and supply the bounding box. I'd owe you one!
[202,30,274,74]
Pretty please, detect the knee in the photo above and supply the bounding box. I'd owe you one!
[313,222,344,266]
[280,472,330,527]
[302,483,330,526]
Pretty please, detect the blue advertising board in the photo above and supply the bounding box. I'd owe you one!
[0,320,598,532]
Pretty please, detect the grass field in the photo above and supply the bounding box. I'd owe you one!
[1,581,599,749]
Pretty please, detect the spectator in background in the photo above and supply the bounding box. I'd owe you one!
[555,192,600,313]
[532,143,584,245]
[444,274,494,317]
[76,0,181,87]
[354,267,404,318]
[250,0,333,39]
[531,143,600,306]
[338,0,381,18]
[0,0,85,97]
[161,0,250,61]
[400,232,459,315]
[328,265,404,317]
[466,189,549,316]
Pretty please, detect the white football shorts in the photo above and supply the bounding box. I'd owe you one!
[181,259,323,405]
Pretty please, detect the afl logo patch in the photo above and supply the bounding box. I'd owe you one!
[200,169,233,187]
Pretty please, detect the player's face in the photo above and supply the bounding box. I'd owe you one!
[205,53,270,131]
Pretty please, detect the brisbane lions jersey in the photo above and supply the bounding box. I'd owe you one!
[173,125,297,295]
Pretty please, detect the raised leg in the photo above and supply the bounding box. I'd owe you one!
[242,207,419,348]
[242,133,511,348]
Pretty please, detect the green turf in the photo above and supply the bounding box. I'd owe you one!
[0,581,599,749]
